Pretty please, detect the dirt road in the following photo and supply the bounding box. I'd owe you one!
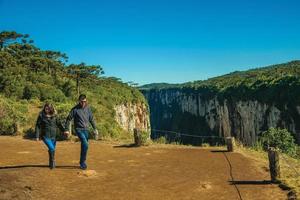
[0,136,287,200]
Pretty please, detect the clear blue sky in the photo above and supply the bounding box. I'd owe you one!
[1,0,300,85]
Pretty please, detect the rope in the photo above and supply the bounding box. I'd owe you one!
[151,129,225,139]
[223,152,243,200]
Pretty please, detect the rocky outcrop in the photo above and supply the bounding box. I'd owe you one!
[114,102,150,133]
[142,89,300,145]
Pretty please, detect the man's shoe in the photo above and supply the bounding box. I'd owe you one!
[80,162,87,170]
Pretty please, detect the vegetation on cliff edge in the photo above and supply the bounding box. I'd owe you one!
[0,31,147,139]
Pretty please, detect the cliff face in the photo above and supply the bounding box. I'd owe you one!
[143,89,300,145]
[114,102,150,133]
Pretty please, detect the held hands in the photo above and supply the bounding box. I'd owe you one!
[94,129,99,140]
[64,131,70,138]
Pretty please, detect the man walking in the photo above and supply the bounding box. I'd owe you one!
[64,94,98,170]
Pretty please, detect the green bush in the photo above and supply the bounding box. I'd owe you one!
[296,146,300,159]
[140,130,150,145]
[154,136,167,144]
[202,143,210,147]
[252,140,264,152]
[260,127,297,157]
[23,127,35,139]
[23,83,40,100]
[37,84,66,102]
[0,97,27,135]
[134,130,150,146]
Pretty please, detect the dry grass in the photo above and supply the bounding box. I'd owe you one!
[236,145,300,200]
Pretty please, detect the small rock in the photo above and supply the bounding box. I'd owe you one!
[17,151,30,154]
[24,186,32,191]
[196,182,212,191]
[78,170,97,178]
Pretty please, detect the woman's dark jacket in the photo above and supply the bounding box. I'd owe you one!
[35,111,64,139]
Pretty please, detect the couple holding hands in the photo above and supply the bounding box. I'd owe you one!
[35,94,99,170]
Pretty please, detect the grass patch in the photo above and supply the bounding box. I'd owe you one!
[236,145,300,199]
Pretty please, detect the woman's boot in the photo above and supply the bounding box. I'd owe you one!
[48,150,55,169]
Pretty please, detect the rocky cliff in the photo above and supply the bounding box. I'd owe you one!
[114,102,150,133]
[142,87,300,146]
[141,61,300,145]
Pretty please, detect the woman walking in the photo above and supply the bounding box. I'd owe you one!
[35,103,64,169]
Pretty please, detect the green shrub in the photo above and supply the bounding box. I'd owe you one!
[202,143,210,147]
[296,146,300,159]
[134,130,150,146]
[140,130,150,145]
[23,127,35,139]
[252,140,264,152]
[260,127,297,157]
[23,83,40,100]
[154,136,167,144]
[170,141,182,145]
[55,102,74,120]
[0,97,27,135]
[37,84,66,102]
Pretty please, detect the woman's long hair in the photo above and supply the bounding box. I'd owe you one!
[43,102,56,116]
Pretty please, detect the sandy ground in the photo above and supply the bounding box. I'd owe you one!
[0,136,287,200]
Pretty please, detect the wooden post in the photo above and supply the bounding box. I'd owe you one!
[268,147,280,182]
[226,137,235,152]
[134,128,142,146]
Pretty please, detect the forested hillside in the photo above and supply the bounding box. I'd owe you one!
[143,61,300,104]
[0,31,148,139]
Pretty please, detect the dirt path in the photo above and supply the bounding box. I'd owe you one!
[0,136,287,200]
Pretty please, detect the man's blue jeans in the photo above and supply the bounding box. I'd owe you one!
[43,137,56,152]
[76,129,89,165]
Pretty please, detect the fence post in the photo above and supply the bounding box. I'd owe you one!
[134,128,142,146]
[226,137,235,152]
[268,147,280,182]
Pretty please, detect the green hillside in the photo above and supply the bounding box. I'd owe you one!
[0,31,146,139]
[139,83,181,90]
[142,61,300,104]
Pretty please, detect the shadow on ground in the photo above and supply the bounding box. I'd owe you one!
[0,165,79,170]
[210,150,229,153]
[229,180,272,185]
[113,144,138,148]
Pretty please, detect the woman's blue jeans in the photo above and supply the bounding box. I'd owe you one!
[76,129,89,165]
[43,137,56,152]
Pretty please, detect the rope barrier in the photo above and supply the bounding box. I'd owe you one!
[151,128,225,139]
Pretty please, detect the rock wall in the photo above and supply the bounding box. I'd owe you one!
[114,102,150,133]
[142,89,300,145]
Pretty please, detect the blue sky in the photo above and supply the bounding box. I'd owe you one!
[1,0,300,85]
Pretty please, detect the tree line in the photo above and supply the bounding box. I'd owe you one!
[0,31,104,100]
